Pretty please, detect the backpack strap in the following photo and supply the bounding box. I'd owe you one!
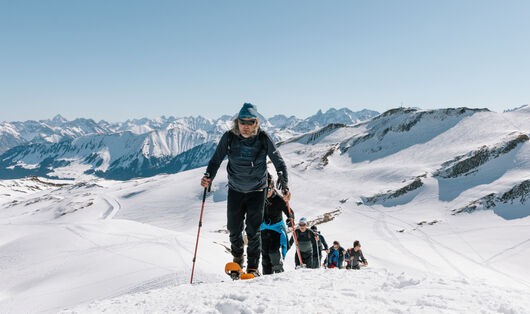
[227,131,234,155]
[258,130,268,153]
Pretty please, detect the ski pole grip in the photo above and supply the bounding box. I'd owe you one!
[204,172,211,192]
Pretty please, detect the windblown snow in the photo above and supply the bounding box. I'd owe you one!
[1,107,529,314]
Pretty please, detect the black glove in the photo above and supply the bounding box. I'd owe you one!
[276,171,289,192]
[286,218,293,228]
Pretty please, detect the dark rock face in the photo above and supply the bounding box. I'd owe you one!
[363,175,425,205]
[321,144,339,167]
[435,133,529,179]
[453,180,530,219]
[498,180,529,204]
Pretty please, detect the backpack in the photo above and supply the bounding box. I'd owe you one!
[346,248,354,264]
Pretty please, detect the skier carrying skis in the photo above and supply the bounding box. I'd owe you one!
[260,173,294,274]
[310,225,328,269]
[345,240,368,270]
[288,217,317,268]
[326,241,346,269]
[201,103,290,277]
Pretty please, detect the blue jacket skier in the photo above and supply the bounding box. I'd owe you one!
[326,241,346,269]
[260,173,294,274]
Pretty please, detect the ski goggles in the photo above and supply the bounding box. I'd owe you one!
[299,223,307,227]
[238,118,256,125]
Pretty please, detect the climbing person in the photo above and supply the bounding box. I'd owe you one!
[288,217,317,268]
[326,241,346,269]
[310,225,328,269]
[201,103,291,277]
[260,173,294,275]
[345,240,368,270]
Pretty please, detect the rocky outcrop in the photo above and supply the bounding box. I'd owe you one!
[362,175,425,205]
[435,133,529,178]
[453,180,530,215]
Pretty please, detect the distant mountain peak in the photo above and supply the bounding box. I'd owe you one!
[51,114,68,123]
[504,104,529,113]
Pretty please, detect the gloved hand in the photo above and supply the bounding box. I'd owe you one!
[276,171,289,192]
[282,189,291,202]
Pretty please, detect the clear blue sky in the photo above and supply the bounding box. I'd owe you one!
[1,0,529,122]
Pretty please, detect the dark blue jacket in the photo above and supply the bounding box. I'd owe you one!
[206,129,288,193]
[327,246,346,269]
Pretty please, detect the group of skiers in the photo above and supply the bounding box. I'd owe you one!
[201,103,367,277]
[287,217,368,270]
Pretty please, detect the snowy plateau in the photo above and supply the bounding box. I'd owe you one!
[0,106,529,314]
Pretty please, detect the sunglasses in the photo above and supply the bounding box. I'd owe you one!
[299,223,307,227]
[239,119,256,125]
[267,187,272,192]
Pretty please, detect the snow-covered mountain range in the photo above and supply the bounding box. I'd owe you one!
[0,108,379,179]
[1,105,529,313]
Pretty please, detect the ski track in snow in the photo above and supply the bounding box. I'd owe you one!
[484,238,530,264]
[374,206,468,278]
[369,205,530,289]
[101,194,121,219]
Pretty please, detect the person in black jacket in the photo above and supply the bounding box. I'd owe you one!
[310,225,328,269]
[201,103,291,276]
[326,241,346,269]
[260,174,294,274]
[345,240,368,270]
[288,217,317,268]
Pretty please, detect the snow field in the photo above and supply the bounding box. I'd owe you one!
[63,268,530,314]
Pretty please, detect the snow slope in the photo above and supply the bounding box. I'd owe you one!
[63,269,530,314]
[1,106,529,313]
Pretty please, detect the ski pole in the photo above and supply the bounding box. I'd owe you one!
[190,173,210,284]
[277,171,304,267]
[316,236,321,268]
[286,200,304,267]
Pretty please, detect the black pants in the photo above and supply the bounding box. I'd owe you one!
[295,250,313,268]
[311,253,322,269]
[227,188,266,269]
[261,229,284,275]
[346,263,361,270]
